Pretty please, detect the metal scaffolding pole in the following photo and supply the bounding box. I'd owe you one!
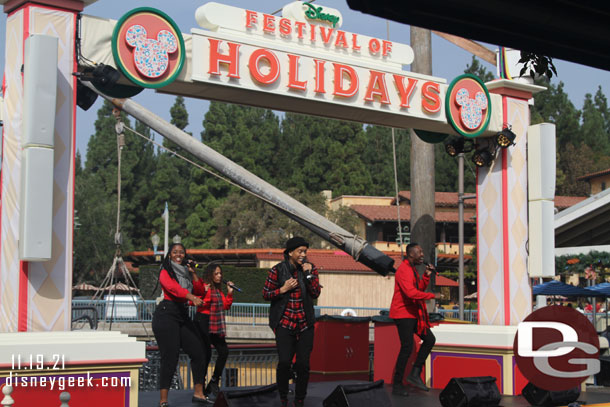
[81,81,394,276]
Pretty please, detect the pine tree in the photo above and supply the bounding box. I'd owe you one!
[146,96,193,246]
[278,113,373,195]
[464,56,495,82]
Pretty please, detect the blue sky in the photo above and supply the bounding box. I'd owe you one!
[2,0,609,158]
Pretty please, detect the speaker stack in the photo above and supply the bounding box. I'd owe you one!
[323,379,390,407]
[439,376,501,407]
[521,382,580,407]
[213,383,278,407]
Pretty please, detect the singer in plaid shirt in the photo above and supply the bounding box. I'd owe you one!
[262,237,321,407]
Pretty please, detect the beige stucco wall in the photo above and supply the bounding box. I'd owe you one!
[590,175,610,195]
[317,272,395,309]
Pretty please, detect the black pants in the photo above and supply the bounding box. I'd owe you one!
[194,313,229,381]
[275,326,314,401]
[393,318,436,382]
[152,300,206,389]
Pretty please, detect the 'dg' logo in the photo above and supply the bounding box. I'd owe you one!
[513,306,600,392]
[112,8,185,88]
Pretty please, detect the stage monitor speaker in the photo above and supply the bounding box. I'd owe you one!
[322,379,390,407]
[439,376,501,407]
[213,383,277,407]
[521,382,580,406]
[527,123,556,201]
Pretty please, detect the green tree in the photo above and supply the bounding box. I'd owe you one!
[581,88,610,154]
[278,113,373,195]
[556,143,610,195]
[183,101,282,248]
[146,96,193,245]
[464,56,495,82]
[361,125,410,195]
[74,101,157,283]
[74,101,128,283]
[212,189,359,249]
[531,81,582,149]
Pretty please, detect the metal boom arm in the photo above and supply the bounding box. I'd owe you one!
[82,81,395,276]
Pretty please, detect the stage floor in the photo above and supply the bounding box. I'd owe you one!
[139,382,610,406]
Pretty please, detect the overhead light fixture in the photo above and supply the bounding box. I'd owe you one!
[472,147,494,167]
[495,127,517,148]
[445,137,464,157]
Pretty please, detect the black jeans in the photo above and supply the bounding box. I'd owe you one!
[152,300,207,389]
[393,318,436,382]
[194,313,229,381]
[275,326,315,400]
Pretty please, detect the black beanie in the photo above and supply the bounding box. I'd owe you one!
[284,236,309,254]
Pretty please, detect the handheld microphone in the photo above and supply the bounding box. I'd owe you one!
[222,279,243,293]
[302,257,315,281]
[424,262,436,273]
[185,258,202,269]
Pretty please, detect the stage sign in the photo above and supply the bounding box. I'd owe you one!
[190,2,447,126]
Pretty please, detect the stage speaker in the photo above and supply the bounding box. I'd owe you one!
[528,200,555,278]
[439,376,501,407]
[521,382,580,406]
[213,383,278,407]
[20,34,57,261]
[322,379,390,407]
[527,123,556,201]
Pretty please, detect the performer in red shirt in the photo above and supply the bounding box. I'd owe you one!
[194,264,234,402]
[263,237,321,407]
[152,243,212,406]
[389,243,443,396]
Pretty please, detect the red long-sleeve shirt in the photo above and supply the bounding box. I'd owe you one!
[196,289,233,315]
[159,268,206,303]
[389,259,435,319]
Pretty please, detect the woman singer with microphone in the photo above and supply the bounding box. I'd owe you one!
[194,263,235,402]
[152,243,211,407]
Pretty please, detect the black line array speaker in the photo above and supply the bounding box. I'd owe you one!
[322,379,390,407]
[521,382,580,406]
[213,383,278,407]
[439,376,501,407]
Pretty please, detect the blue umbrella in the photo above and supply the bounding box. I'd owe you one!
[587,282,610,297]
[532,280,602,297]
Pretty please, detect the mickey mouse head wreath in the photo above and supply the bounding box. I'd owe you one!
[445,74,492,138]
[112,8,185,88]
[126,25,178,79]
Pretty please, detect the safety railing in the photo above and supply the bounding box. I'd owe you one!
[72,300,481,324]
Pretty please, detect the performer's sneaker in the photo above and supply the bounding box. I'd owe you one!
[191,395,213,405]
[294,399,305,407]
[280,398,288,407]
[392,383,409,396]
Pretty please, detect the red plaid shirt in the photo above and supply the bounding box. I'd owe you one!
[263,262,321,332]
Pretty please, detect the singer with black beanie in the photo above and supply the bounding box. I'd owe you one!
[193,264,234,402]
[389,242,442,396]
[262,237,321,407]
[151,243,211,406]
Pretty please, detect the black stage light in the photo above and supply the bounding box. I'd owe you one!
[445,137,464,157]
[472,147,494,167]
[496,127,517,148]
[76,80,98,111]
[90,64,120,92]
